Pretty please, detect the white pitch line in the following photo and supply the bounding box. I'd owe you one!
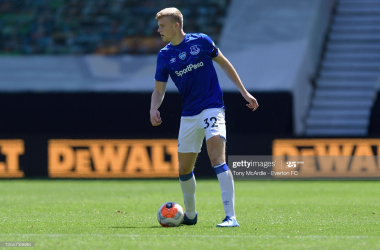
[0,234,377,239]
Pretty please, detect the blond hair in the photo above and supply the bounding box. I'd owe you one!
[155,7,183,29]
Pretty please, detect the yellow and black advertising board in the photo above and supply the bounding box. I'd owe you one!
[273,139,380,178]
[2,138,380,179]
[48,139,179,178]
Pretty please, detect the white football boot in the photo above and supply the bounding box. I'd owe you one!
[216,216,240,227]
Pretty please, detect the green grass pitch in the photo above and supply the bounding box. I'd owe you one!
[0,179,379,249]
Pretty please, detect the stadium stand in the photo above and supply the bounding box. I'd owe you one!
[0,0,230,54]
[305,0,380,136]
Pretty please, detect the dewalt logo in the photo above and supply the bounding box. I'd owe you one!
[48,139,178,178]
[273,139,380,178]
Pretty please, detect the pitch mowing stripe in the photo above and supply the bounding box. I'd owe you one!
[0,234,377,239]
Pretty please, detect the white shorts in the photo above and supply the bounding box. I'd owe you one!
[178,108,226,153]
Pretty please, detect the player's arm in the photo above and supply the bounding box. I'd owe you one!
[150,80,167,126]
[213,50,259,111]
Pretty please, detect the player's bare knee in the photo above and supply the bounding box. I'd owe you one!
[178,165,193,175]
[209,154,225,167]
[178,161,194,175]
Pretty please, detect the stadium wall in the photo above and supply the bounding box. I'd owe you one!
[0,92,292,178]
[368,91,380,136]
[218,0,337,135]
[1,92,379,179]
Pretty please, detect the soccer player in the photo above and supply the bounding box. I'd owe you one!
[150,7,258,227]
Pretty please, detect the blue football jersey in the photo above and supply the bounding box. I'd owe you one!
[155,33,224,116]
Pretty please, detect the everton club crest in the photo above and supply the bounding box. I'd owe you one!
[190,45,200,55]
[179,52,186,60]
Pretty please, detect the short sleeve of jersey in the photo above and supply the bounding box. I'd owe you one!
[155,54,169,82]
[202,34,219,58]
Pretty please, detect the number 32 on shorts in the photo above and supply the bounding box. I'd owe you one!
[203,117,218,129]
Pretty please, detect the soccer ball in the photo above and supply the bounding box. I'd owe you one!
[157,202,184,227]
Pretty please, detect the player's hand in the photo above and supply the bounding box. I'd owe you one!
[150,109,162,126]
[242,92,259,111]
